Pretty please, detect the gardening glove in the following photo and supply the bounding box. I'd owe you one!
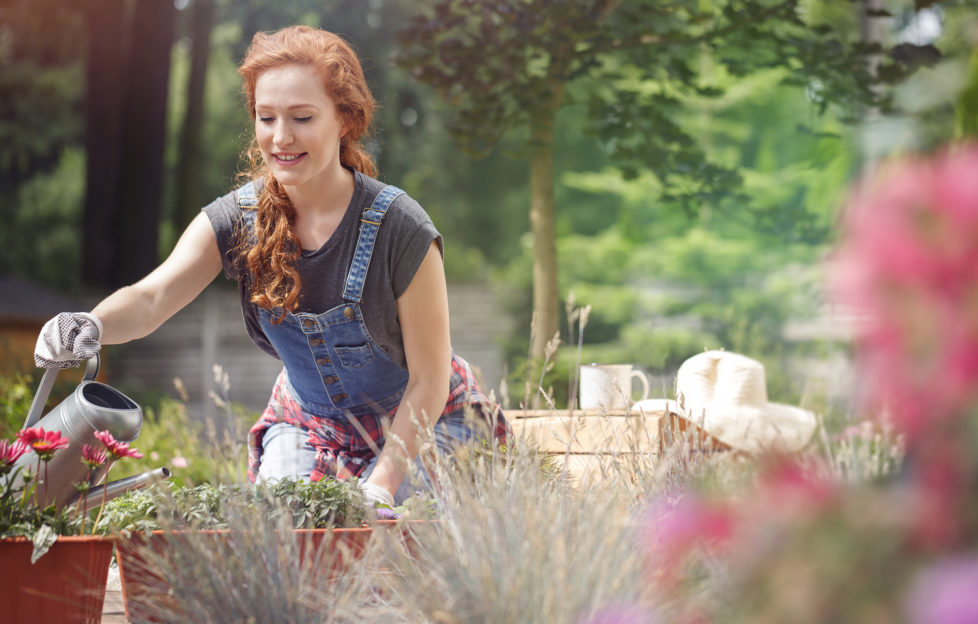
[360,481,396,508]
[34,312,103,369]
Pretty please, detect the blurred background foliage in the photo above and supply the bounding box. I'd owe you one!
[1,0,976,423]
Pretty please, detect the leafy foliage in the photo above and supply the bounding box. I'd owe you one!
[0,466,81,541]
[396,0,877,206]
[0,0,84,189]
[96,478,367,534]
[0,374,34,441]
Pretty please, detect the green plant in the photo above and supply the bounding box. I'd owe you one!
[96,478,367,534]
[0,426,144,560]
[0,436,81,562]
[0,374,34,441]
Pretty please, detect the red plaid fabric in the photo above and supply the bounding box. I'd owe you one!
[248,356,509,482]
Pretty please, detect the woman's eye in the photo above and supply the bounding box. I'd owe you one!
[295,116,312,123]
[258,116,274,123]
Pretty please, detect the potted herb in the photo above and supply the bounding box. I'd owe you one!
[103,478,379,622]
[0,427,142,624]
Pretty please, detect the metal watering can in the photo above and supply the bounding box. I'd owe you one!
[11,355,170,510]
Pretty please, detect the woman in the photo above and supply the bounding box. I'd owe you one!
[34,25,508,507]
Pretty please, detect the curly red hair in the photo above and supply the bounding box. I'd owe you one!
[236,26,377,321]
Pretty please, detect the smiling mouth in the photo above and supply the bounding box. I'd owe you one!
[274,153,306,163]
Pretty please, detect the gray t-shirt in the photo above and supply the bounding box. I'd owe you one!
[203,170,442,369]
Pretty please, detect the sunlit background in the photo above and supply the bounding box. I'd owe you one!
[1,0,975,423]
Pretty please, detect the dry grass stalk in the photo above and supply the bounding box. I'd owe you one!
[117,494,384,623]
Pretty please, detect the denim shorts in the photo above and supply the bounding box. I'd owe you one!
[256,409,480,504]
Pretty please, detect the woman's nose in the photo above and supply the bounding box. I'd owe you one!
[273,120,293,147]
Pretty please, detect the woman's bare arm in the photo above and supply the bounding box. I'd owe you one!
[364,241,452,495]
[92,213,224,344]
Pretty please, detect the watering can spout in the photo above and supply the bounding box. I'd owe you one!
[73,467,171,510]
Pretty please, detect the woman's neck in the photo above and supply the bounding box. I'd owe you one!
[282,165,355,218]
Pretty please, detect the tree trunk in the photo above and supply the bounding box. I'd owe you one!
[81,0,127,288]
[859,0,885,172]
[116,0,176,287]
[528,101,561,368]
[174,0,216,229]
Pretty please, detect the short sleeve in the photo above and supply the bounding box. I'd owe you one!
[386,195,443,299]
[202,191,245,281]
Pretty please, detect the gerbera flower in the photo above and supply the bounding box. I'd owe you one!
[0,439,28,469]
[17,427,70,462]
[94,430,144,460]
[81,443,108,471]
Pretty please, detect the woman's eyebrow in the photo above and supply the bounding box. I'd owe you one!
[255,102,319,110]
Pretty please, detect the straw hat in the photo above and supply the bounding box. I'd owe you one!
[674,350,816,454]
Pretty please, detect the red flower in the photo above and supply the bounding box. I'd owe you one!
[17,427,69,461]
[94,430,143,460]
[81,443,108,471]
[0,439,28,467]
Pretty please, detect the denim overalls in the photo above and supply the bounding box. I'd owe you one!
[237,181,508,497]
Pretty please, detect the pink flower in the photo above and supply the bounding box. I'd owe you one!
[831,144,978,441]
[905,555,978,624]
[0,439,29,467]
[578,603,658,624]
[642,493,734,581]
[755,458,837,518]
[17,427,69,461]
[81,444,108,471]
[93,430,143,460]
[170,456,188,469]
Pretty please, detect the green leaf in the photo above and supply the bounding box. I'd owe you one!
[30,524,57,563]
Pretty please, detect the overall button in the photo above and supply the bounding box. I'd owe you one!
[333,393,347,403]
[302,319,316,329]
[344,307,354,320]
[310,338,324,347]
[323,375,338,384]
[316,357,330,366]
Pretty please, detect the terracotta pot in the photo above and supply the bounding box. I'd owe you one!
[113,527,376,623]
[0,535,114,624]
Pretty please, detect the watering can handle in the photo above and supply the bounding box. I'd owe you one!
[23,355,100,430]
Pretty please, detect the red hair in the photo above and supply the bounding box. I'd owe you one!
[236,26,377,321]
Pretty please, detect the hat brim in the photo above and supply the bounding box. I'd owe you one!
[679,402,817,454]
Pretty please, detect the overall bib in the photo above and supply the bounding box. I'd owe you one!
[237,181,508,489]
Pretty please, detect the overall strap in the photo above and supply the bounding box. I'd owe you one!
[342,185,405,303]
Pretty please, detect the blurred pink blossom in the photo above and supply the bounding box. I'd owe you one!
[578,603,658,624]
[905,555,978,624]
[753,458,837,519]
[832,144,978,440]
[170,456,188,469]
[642,493,734,580]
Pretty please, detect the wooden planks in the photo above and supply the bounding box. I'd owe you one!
[509,409,670,454]
[508,404,731,485]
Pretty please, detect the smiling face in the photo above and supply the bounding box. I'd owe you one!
[253,64,347,193]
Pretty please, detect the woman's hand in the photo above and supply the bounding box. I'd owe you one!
[34,312,103,369]
[359,481,395,508]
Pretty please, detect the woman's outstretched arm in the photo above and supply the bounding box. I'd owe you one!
[93,213,224,345]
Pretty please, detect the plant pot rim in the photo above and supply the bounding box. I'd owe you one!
[0,534,112,543]
[110,526,376,540]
